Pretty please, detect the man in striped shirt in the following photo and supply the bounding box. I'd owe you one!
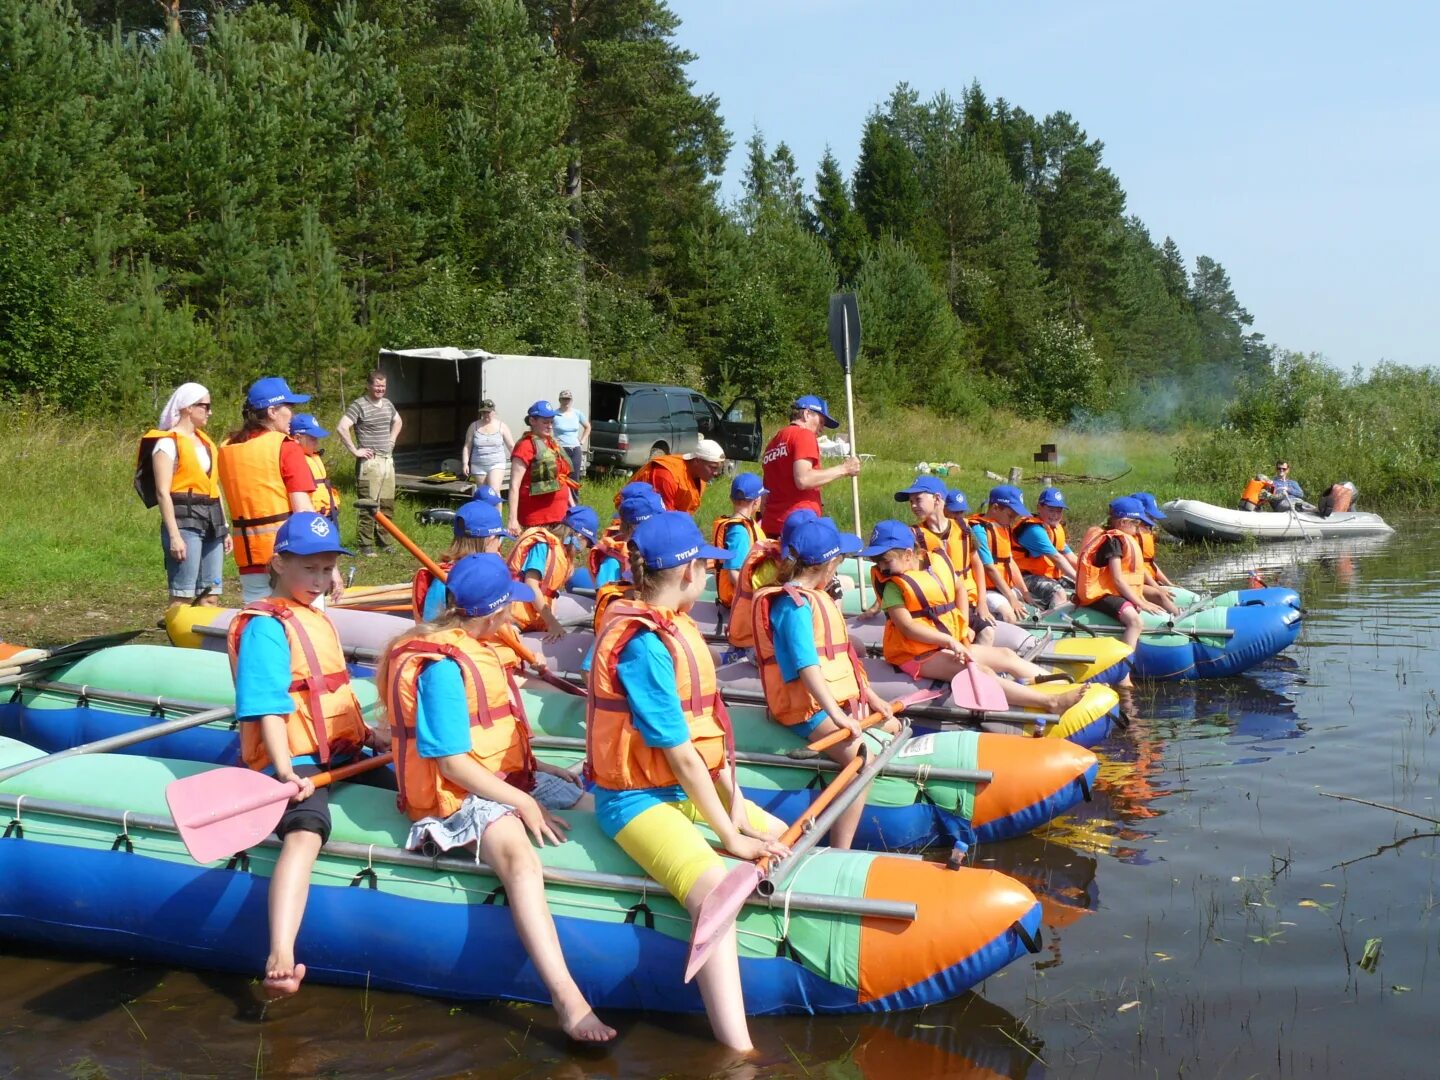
[336,371,403,555]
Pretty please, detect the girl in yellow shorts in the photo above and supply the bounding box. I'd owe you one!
[587,511,789,1051]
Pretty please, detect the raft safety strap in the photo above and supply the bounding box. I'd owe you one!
[149,696,166,719]
[110,811,133,853]
[77,685,90,709]
[225,850,251,873]
[1079,773,1092,801]
[3,795,23,839]
[482,885,508,907]
[623,902,655,930]
[1013,920,1043,955]
[7,688,20,704]
[349,845,378,889]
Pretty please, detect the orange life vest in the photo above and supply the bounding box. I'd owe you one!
[882,549,968,666]
[226,597,368,771]
[587,603,732,790]
[915,520,978,603]
[631,455,704,513]
[753,585,867,726]
[593,581,635,636]
[385,627,536,820]
[1075,527,1145,605]
[217,430,294,572]
[710,515,765,607]
[506,527,572,631]
[1011,517,1069,580]
[306,452,339,523]
[410,561,455,621]
[1138,529,1159,574]
[589,538,630,582]
[968,513,1025,590]
[726,538,782,647]
[1326,484,1355,513]
[135,428,221,503]
[1241,477,1272,504]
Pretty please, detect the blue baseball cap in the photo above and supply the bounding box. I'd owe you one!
[778,508,821,557]
[527,400,557,419]
[471,485,503,507]
[944,489,969,514]
[1037,486,1067,509]
[987,484,1028,517]
[446,553,533,617]
[618,481,657,501]
[788,517,862,566]
[289,413,329,439]
[895,475,948,502]
[453,501,511,539]
[794,394,840,429]
[860,519,918,558]
[246,377,310,410]
[618,490,664,525]
[730,473,767,500]
[1131,492,1166,520]
[563,505,600,543]
[273,511,352,556]
[1109,496,1148,522]
[631,511,730,570]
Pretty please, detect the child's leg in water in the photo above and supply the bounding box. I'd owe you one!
[264,830,322,996]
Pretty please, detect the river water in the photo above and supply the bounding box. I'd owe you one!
[3,523,1437,1078]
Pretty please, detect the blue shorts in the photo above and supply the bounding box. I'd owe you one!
[162,526,224,599]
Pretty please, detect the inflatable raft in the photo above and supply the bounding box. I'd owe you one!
[1,646,1100,851]
[0,734,1043,1014]
[1159,498,1394,543]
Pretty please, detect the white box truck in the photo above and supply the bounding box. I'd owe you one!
[377,347,590,497]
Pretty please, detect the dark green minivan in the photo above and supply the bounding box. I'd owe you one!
[589,382,762,471]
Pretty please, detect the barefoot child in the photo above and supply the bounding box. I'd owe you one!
[507,505,599,639]
[227,512,393,997]
[1010,487,1078,611]
[711,472,768,611]
[897,476,991,643]
[968,485,1039,622]
[1075,497,1168,686]
[588,512,790,1050]
[380,553,615,1044]
[861,520,1087,713]
[752,516,896,850]
[412,501,513,621]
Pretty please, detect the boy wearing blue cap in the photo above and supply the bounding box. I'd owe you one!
[1011,487,1077,611]
[380,553,614,1044]
[752,516,897,849]
[412,501,514,622]
[1128,492,1178,595]
[968,485,1039,622]
[290,414,340,526]
[711,472,769,610]
[895,475,988,641]
[226,512,393,998]
[724,507,822,652]
[589,512,789,1050]
[1075,498,1167,682]
[759,395,861,536]
[507,504,598,639]
[591,489,663,589]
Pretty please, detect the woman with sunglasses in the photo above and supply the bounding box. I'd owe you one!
[136,383,232,607]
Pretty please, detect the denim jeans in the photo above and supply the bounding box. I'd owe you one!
[240,572,272,604]
[162,527,224,599]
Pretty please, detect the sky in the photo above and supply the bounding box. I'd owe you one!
[669,1,1440,371]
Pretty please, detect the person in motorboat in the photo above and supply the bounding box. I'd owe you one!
[1264,461,1308,511]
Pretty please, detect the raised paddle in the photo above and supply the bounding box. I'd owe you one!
[684,751,868,983]
[166,753,394,864]
[374,510,450,584]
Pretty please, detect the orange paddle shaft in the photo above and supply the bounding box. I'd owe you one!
[755,753,865,876]
[375,511,449,584]
[312,752,394,791]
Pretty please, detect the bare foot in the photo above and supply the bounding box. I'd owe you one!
[557,999,616,1044]
[1053,685,1088,712]
[262,959,307,999]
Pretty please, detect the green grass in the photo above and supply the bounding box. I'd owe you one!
[0,407,1199,646]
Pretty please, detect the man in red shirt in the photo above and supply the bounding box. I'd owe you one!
[759,394,861,535]
[508,400,574,531]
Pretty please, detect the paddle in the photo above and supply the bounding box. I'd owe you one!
[787,688,942,760]
[684,751,868,983]
[949,664,1010,714]
[166,753,395,864]
[0,628,150,684]
[374,510,450,584]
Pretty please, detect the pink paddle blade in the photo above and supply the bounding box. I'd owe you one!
[950,665,1009,713]
[683,861,762,983]
[166,766,295,864]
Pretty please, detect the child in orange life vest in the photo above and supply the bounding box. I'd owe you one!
[941,489,996,640]
[508,505,598,640]
[228,512,394,998]
[889,475,1000,645]
[413,501,513,622]
[1011,487,1078,611]
[588,511,789,1051]
[1129,492,1182,610]
[724,508,821,654]
[861,520,1087,713]
[967,485,1040,622]
[593,487,663,588]
[289,414,340,526]
[1075,497,1166,686]
[711,472,768,610]
[752,516,897,850]
[379,553,615,1044]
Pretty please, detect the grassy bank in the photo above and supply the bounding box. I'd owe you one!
[0,408,1199,646]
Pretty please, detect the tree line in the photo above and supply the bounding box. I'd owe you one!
[3,0,1274,427]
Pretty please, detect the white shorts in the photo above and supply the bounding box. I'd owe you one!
[404,771,584,856]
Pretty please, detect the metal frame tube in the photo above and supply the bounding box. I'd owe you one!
[0,707,236,783]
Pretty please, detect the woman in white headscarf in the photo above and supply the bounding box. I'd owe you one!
[136,382,232,606]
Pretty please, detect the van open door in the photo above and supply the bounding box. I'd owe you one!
[716,396,763,462]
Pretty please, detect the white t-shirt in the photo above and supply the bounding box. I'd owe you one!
[152,433,211,474]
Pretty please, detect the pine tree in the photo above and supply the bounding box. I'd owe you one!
[808,148,865,283]
[853,114,926,244]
